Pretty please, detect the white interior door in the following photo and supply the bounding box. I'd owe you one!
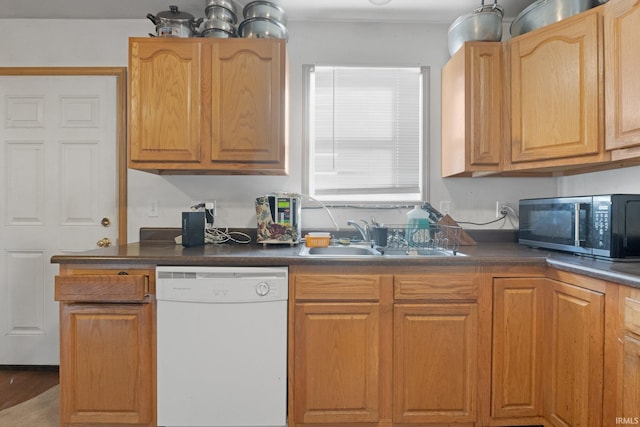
[0,75,118,365]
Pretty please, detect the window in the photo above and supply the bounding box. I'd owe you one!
[303,65,428,202]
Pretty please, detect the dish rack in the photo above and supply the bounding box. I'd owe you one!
[381,223,462,255]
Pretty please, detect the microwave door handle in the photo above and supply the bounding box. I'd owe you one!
[574,203,581,247]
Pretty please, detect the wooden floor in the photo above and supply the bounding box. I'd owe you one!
[0,367,59,411]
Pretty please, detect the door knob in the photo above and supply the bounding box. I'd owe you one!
[97,238,112,248]
[101,217,111,227]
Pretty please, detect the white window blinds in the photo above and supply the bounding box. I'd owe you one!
[305,66,426,202]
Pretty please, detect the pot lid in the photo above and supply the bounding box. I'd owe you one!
[155,5,196,22]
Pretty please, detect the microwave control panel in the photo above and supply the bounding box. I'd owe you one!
[592,199,611,250]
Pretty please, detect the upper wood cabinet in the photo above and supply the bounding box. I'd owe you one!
[129,39,204,164]
[441,42,504,177]
[441,3,640,176]
[128,37,288,175]
[605,0,640,160]
[508,6,608,172]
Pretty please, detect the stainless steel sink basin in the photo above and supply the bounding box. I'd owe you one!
[298,245,380,257]
[379,248,464,257]
[298,245,465,257]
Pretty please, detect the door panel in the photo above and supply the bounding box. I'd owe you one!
[0,75,119,364]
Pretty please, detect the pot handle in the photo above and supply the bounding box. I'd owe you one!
[190,17,204,37]
[474,0,503,15]
[146,13,158,25]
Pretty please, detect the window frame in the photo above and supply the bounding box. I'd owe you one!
[302,64,431,204]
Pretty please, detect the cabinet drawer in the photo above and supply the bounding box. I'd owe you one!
[294,274,380,301]
[55,274,149,302]
[394,272,479,301]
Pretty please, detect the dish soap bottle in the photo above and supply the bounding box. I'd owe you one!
[406,205,431,247]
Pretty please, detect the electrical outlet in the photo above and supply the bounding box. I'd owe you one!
[439,201,451,215]
[496,201,509,218]
[205,201,216,225]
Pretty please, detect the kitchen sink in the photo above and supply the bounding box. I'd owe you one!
[379,248,463,257]
[299,245,381,257]
[298,245,464,257]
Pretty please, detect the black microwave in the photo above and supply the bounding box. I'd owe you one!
[519,194,640,259]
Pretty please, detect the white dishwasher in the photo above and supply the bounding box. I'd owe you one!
[156,266,288,427]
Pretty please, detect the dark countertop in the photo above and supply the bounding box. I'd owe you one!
[50,228,640,289]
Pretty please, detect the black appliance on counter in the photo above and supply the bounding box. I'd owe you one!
[519,194,640,259]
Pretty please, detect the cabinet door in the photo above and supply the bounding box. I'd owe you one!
[393,303,477,424]
[622,334,640,420]
[293,302,380,424]
[545,279,604,427]
[492,278,544,419]
[211,39,287,172]
[129,39,204,163]
[605,0,640,158]
[510,8,603,167]
[59,302,153,426]
[442,42,503,177]
[617,287,640,421]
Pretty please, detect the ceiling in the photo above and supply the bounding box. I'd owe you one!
[0,0,535,24]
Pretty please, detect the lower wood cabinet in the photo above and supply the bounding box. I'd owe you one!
[393,271,480,424]
[293,302,381,424]
[621,335,640,419]
[491,277,545,421]
[289,265,481,427]
[291,270,386,426]
[616,286,640,423]
[491,273,605,427]
[545,279,604,427]
[394,303,477,423]
[50,261,631,427]
[55,268,155,427]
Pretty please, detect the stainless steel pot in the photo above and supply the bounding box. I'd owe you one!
[147,5,203,38]
[201,19,238,38]
[448,0,503,56]
[205,5,238,24]
[510,0,607,37]
[243,1,288,25]
[206,0,239,15]
[238,17,289,41]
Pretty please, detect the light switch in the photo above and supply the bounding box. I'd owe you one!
[149,200,159,217]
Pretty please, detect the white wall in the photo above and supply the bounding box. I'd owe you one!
[1,18,584,241]
[558,166,640,196]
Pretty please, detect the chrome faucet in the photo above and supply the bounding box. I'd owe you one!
[347,220,370,242]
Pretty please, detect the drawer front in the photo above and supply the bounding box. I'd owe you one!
[294,274,380,301]
[55,274,149,302]
[394,272,479,301]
